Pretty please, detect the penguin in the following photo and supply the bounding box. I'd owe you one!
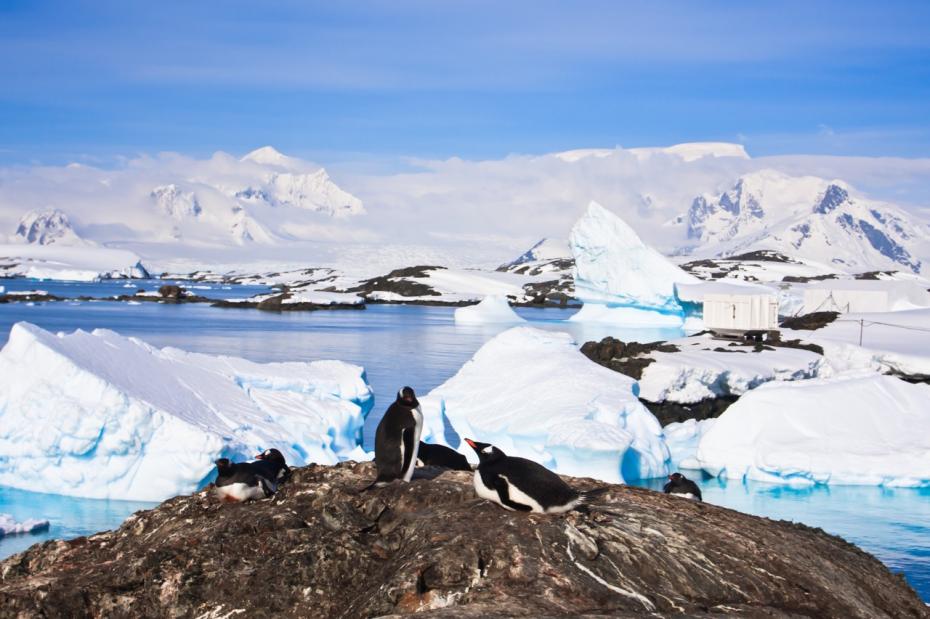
[371,386,424,487]
[416,441,472,471]
[214,448,291,502]
[663,472,702,501]
[464,438,606,514]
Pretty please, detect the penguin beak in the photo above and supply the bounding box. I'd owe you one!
[255,453,264,460]
[464,438,477,449]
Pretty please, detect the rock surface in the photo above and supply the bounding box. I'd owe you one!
[0,462,924,618]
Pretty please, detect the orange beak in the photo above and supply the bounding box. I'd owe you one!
[464,438,477,449]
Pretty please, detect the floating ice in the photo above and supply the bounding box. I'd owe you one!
[454,295,526,324]
[419,326,669,483]
[696,373,930,486]
[0,513,50,537]
[0,322,373,501]
[569,201,697,326]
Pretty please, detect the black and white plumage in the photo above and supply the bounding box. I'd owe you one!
[416,441,472,471]
[663,472,702,501]
[214,448,291,502]
[371,386,424,487]
[464,438,605,514]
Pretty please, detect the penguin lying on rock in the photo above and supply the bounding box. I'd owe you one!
[416,441,472,471]
[214,448,291,502]
[465,438,607,514]
[369,386,424,488]
[663,472,702,501]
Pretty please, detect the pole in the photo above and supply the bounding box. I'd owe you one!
[859,319,864,346]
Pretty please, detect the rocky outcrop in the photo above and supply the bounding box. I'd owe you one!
[0,462,924,618]
[779,311,840,331]
[345,266,445,299]
[579,337,680,380]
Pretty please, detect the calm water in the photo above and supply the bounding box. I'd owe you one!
[0,284,928,600]
[0,277,271,300]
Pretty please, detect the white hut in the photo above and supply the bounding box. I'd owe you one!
[676,281,780,335]
[703,292,779,334]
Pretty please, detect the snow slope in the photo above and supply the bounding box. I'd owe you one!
[696,373,930,487]
[0,323,373,500]
[797,308,930,376]
[570,201,698,325]
[685,170,930,274]
[637,335,825,403]
[418,327,669,483]
[0,244,150,280]
[454,295,526,324]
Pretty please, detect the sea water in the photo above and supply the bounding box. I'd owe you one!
[0,286,927,600]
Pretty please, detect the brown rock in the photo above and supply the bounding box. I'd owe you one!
[0,462,925,618]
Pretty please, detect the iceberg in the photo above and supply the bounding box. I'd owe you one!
[0,513,50,537]
[663,418,716,470]
[454,295,526,324]
[569,201,698,326]
[419,327,669,483]
[696,373,930,487]
[0,323,373,501]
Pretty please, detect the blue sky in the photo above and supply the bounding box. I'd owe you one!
[1,0,929,165]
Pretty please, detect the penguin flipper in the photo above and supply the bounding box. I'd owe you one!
[400,426,419,482]
[493,477,532,512]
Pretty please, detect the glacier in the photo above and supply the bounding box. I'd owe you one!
[453,295,526,324]
[0,323,373,501]
[696,373,930,487]
[418,326,670,483]
[570,201,698,326]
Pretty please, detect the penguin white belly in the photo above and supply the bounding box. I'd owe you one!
[216,482,266,502]
[670,492,698,500]
[473,472,513,510]
[498,474,545,513]
[401,406,424,482]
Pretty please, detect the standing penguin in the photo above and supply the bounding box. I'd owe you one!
[464,438,606,514]
[371,386,424,487]
[663,472,702,501]
[214,448,291,502]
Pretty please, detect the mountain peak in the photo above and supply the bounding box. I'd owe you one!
[241,146,300,169]
[14,208,85,246]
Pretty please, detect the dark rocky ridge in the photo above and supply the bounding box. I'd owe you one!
[579,337,680,380]
[779,311,840,331]
[1,462,924,618]
[580,336,825,425]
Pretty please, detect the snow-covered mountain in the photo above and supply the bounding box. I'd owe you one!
[2,147,364,253]
[685,170,930,274]
[501,238,571,267]
[13,209,85,246]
